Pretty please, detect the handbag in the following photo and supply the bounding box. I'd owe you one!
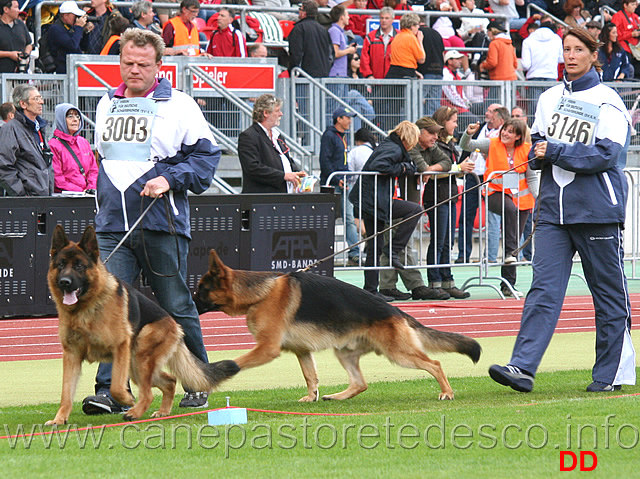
[53,135,88,186]
[629,41,640,61]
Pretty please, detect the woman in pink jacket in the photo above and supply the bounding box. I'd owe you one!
[49,103,98,193]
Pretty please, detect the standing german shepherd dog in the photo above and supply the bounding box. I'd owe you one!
[46,225,239,425]
[196,250,482,401]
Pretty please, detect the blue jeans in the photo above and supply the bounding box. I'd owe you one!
[426,203,454,285]
[93,230,208,394]
[487,210,500,262]
[422,73,442,117]
[338,185,360,259]
[457,174,482,262]
[347,89,375,131]
[520,213,533,261]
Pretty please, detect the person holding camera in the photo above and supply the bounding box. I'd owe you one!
[48,1,91,74]
[0,84,53,196]
[0,0,33,74]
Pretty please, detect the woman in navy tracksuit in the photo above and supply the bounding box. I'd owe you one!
[489,28,636,393]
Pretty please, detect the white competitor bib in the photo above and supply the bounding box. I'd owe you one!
[99,97,159,229]
[547,97,600,146]
[546,97,601,187]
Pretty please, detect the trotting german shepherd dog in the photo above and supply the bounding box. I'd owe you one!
[45,225,240,425]
[195,250,482,401]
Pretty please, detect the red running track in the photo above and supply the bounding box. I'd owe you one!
[1,295,639,362]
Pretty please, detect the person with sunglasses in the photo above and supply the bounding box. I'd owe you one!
[238,93,306,193]
[50,103,97,194]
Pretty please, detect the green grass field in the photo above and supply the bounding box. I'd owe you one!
[1,371,638,478]
[2,332,639,478]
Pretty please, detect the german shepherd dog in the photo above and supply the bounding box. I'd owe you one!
[45,225,239,425]
[196,250,482,401]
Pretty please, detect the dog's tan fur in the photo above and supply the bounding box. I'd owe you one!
[46,226,238,425]
[196,250,482,401]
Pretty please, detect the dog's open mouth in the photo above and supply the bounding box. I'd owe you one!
[63,289,82,305]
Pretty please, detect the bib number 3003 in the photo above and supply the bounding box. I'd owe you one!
[547,112,594,145]
[101,115,150,143]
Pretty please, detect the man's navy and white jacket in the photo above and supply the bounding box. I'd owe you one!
[529,67,631,225]
[94,78,220,238]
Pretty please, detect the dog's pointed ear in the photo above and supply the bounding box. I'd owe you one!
[78,225,100,264]
[208,249,227,276]
[50,224,69,259]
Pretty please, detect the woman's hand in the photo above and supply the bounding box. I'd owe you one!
[533,141,547,158]
[459,159,475,173]
[466,122,480,136]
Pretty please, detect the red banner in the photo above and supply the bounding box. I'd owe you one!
[190,64,275,91]
[76,63,178,89]
[76,62,276,92]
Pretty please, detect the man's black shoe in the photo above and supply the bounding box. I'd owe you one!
[444,287,470,299]
[82,393,130,415]
[411,286,450,300]
[380,288,412,301]
[179,391,209,408]
[586,381,621,392]
[489,364,534,392]
[372,291,394,302]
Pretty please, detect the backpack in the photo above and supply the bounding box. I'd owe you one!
[36,23,56,73]
[100,9,124,50]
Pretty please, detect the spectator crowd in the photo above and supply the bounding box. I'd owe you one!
[1,0,638,303]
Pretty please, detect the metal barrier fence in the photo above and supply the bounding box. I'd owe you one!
[0,73,67,140]
[329,167,640,298]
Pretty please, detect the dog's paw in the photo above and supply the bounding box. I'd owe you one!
[438,392,455,400]
[122,412,140,422]
[298,393,318,402]
[45,418,67,426]
[151,410,170,418]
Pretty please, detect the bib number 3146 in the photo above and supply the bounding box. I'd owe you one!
[101,115,150,143]
[547,112,593,145]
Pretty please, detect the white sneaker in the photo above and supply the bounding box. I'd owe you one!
[504,255,518,264]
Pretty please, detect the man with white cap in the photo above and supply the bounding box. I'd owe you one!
[47,0,90,73]
[441,49,472,113]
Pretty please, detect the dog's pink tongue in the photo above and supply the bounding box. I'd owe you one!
[63,290,79,305]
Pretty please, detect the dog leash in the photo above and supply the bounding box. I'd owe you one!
[103,196,159,265]
[298,157,539,273]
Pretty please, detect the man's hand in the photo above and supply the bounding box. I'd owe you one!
[284,171,307,187]
[141,176,171,198]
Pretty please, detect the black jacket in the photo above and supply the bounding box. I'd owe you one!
[288,17,333,78]
[350,132,416,220]
[0,111,53,196]
[238,122,298,193]
[47,18,88,74]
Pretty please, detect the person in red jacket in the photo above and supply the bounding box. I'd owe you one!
[360,6,396,79]
[346,0,371,43]
[206,7,247,57]
[612,0,640,76]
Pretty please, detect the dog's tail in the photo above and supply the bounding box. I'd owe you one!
[167,343,240,392]
[407,315,482,364]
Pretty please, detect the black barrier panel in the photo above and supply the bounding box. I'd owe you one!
[249,203,334,275]
[40,200,97,309]
[0,193,336,318]
[187,202,241,291]
[0,206,36,309]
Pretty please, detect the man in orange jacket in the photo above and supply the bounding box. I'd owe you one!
[161,0,201,56]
